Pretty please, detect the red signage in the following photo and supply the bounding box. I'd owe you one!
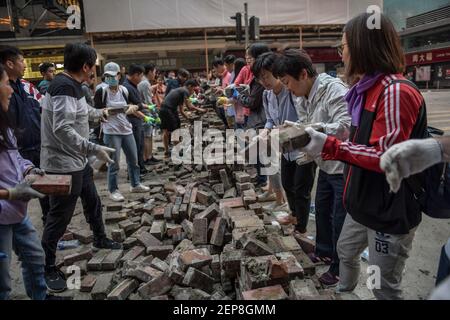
[405,47,450,66]
[304,48,341,63]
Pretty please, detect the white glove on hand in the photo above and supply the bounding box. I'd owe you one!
[126,104,139,115]
[94,145,116,165]
[295,152,316,166]
[300,127,328,157]
[8,179,45,201]
[380,138,443,193]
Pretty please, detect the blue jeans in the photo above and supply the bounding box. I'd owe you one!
[315,170,347,276]
[0,216,47,300]
[436,239,450,285]
[104,133,141,192]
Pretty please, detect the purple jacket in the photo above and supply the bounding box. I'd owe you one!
[0,129,34,225]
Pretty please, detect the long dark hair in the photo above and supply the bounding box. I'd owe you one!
[234,58,246,79]
[344,12,405,81]
[0,64,13,151]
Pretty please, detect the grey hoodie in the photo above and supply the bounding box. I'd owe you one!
[295,73,351,175]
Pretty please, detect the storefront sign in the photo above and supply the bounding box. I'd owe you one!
[405,47,450,66]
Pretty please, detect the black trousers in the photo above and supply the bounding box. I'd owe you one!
[132,122,146,170]
[41,165,106,267]
[281,158,316,233]
[19,149,50,224]
[315,170,347,276]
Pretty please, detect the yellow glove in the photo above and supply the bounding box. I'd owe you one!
[217,97,228,106]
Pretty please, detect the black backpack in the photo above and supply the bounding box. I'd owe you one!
[383,79,450,219]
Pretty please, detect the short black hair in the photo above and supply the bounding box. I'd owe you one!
[144,63,156,75]
[272,49,317,79]
[0,45,23,65]
[128,64,145,76]
[39,62,55,74]
[247,43,270,60]
[184,79,198,87]
[251,52,277,79]
[212,57,224,68]
[64,43,97,73]
[178,68,190,79]
[224,55,236,64]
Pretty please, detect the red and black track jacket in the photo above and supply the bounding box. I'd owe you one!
[322,74,427,234]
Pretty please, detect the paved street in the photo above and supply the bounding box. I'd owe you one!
[8,90,450,300]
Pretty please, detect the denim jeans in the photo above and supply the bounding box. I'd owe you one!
[314,170,347,276]
[0,216,47,300]
[104,133,141,192]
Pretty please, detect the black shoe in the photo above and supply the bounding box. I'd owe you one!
[93,237,122,250]
[45,266,67,293]
[45,294,73,300]
[140,168,149,175]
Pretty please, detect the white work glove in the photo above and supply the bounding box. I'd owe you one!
[93,145,116,165]
[27,167,46,176]
[300,127,328,157]
[380,138,443,193]
[295,152,316,166]
[7,178,45,201]
[126,104,139,115]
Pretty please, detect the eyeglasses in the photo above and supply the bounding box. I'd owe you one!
[337,42,347,57]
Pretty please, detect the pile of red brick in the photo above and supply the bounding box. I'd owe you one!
[54,110,360,300]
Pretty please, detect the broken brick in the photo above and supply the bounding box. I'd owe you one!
[107,279,139,300]
[243,238,274,256]
[210,217,227,247]
[196,203,220,221]
[87,249,110,271]
[101,249,123,271]
[196,190,211,206]
[146,245,174,260]
[63,249,93,266]
[150,220,166,240]
[242,285,287,300]
[111,229,126,243]
[138,272,174,299]
[289,279,320,300]
[120,246,145,264]
[183,267,214,294]
[179,248,212,270]
[192,218,208,245]
[91,273,114,300]
[80,274,97,293]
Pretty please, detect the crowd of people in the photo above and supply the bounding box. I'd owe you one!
[0,11,448,300]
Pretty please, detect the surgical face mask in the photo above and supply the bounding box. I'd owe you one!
[105,76,119,86]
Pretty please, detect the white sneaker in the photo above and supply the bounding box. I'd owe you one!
[130,184,150,193]
[109,190,125,202]
[263,202,278,211]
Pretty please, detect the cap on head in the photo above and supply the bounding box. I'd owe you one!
[103,62,120,77]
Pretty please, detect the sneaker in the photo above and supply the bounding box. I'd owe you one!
[263,202,278,211]
[93,237,122,250]
[319,271,340,287]
[140,168,149,175]
[45,266,67,293]
[258,191,276,202]
[130,184,150,193]
[145,157,161,165]
[109,190,125,202]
